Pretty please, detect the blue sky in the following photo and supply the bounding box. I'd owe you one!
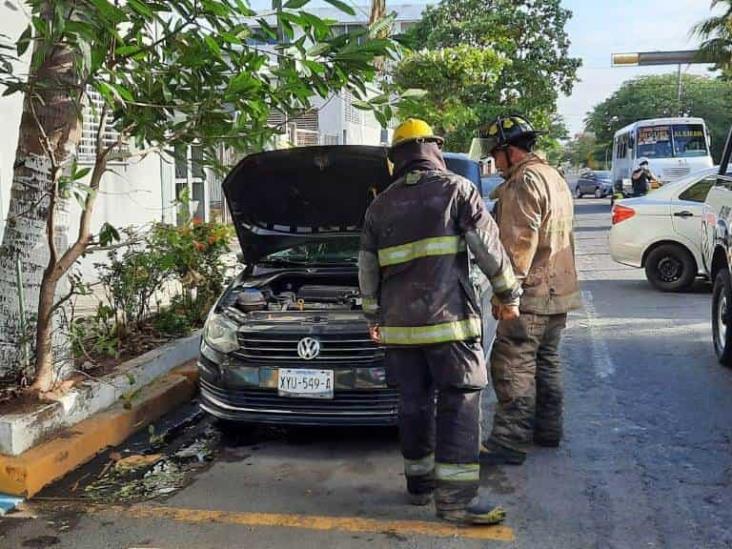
[559,0,718,135]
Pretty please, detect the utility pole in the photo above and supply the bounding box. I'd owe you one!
[676,64,683,115]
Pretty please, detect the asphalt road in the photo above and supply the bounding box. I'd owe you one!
[3,198,732,548]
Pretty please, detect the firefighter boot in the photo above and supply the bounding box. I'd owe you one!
[437,494,507,525]
[479,440,527,466]
[406,473,435,506]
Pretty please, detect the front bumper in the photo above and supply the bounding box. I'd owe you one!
[197,347,399,427]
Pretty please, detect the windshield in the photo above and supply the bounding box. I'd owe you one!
[636,124,709,159]
[595,171,611,180]
[261,238,360,265]
[672,124,708,158]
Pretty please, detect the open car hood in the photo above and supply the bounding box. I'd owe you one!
[223,146,392,263]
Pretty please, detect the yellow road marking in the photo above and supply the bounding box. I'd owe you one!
[90,504,515,542]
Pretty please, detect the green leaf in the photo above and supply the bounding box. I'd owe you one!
[72,167,91,181]
[401,88,428,99]
[228,72,259,93]
[201,0,230,17]
[90,0,126,23]
[285,0,310,8]
[323,0,356,16]
[97,81,131,105]
[116,45,141,57]
[351,100,372,111]
[307,43,330,57]
[78,40,92,73]
[303,60,325,75]
[99,223,121,246]
[16,25,31,57]
[127,0,154,18]
[204,35,221,56]
[110,82,134,102]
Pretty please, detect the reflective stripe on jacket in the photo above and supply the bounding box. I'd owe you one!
[359,170,519,346]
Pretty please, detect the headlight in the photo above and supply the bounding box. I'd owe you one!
[203,312,239,354]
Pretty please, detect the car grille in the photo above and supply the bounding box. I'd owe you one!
[663,167,690,180]
[201,378,399,416]
[233,333,384,363]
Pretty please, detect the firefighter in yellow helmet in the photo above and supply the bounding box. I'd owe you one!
[358,119,522,525]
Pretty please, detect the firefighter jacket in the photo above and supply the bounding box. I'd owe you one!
[493,154,581,314]
[358,170,521,346]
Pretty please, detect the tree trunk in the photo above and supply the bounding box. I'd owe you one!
[0,24,81,386]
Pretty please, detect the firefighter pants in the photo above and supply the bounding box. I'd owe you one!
[487,313,567,453]
[386,340,487,511]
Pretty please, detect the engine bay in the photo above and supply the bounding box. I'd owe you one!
[235,274,362,313]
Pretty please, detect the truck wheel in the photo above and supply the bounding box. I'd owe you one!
[712,270,732,366]
[644,244,696,292]
[575,186,583,199]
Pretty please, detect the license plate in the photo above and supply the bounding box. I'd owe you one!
[278,368,334,399]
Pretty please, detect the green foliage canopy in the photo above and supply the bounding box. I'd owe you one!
[393,46,507,150]
[396,0,580,151]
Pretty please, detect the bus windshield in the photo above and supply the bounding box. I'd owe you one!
[636,124,708,159]
[672,124,708,157]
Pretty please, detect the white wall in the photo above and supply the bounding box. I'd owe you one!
[315,93,388,146]
[0,4,31,241]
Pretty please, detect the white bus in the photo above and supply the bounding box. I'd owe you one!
[611,117,713,194]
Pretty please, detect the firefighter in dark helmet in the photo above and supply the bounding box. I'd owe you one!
[470,114,581,466]
[358,118,522,525]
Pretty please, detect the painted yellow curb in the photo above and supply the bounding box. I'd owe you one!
[0,364,199,497]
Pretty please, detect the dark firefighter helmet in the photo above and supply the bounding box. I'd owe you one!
[469,114,539,161]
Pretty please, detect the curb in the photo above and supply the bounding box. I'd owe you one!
[0,331,201,456]
[0,363,199,498]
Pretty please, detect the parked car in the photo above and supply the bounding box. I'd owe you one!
[704,134,732,364]
[609,168,717,292]
[198,146,490,427]
[574,170,613,199]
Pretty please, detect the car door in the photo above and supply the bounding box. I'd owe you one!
[577,173,592,194]
[671,176,715,266]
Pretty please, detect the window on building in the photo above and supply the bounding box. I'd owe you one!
[173,143,208,226]
[331,24,367,44]
[78,89,127,164]
[174,144,188,179]
[191,145,204,179]
[343,90,362,125]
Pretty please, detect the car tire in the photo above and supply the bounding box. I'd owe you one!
[645,244,696,292]
[712,269,732,366]
[575,186,583,199]
[594,187,603,199]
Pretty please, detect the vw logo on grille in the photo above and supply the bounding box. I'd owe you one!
[297,337,321,360]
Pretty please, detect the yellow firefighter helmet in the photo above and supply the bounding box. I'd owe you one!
[391,118,444,149]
